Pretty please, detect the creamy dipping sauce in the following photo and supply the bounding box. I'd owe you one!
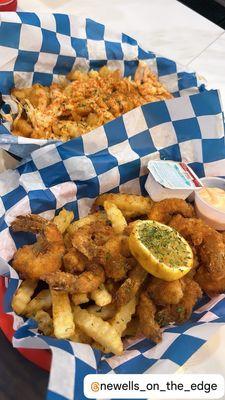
[199,187,225,211]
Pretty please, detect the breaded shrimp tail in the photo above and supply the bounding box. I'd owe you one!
[12,215,65,279]
[42,263,105,294]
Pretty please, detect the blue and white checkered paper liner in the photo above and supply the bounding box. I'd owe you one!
[0,11,206,159]
[0,88,225,400]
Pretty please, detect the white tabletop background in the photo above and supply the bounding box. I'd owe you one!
[1,0,225,395]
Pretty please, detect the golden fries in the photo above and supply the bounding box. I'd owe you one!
[73,306,123,355]
[90,284,112,307]
[51,290,75,339]
[110,298,137,336]
[25,289,51,317]
[12,280,37,315]
[87,304,116,320]
[103,201,127,234]
[70,327,93,345]
[34,310,53,336]
[53,209,74,233]
[95,193,153,217]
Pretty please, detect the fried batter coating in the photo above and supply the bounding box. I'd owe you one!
[12,215,65,279]
[221,231,225,245]
[12,84,50,111]
[42,263,105,294]
[97,236,135,281]
[170,215,225,293]
[10,63,172,141]
[156,278,202,326]
[169,215,207,246]
[137,292,162,343]
[148,198,195,224]
[196,269,225,295]
[63,248,85,273]
[147,277,184,306]
[12,118,33,137]
[115,264,147,307]
[71,221,114,260]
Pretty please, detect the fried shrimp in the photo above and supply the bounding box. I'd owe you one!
[11,215,65,279]
[169,215,225,293]
[115,264,147,308]
[42,263,105,294]
[169,215,208,246]
[63,248,85,273]
[148,198,195,224]
[97,236,136,281]
[137,292,162,343]
[156,278,202,326]
[147,277,184,306]
[71,221,114,260]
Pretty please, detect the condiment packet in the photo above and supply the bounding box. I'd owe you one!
[145,160,203,201]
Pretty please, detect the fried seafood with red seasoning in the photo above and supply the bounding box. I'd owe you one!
[9,62,172,141]
[12,214,65,279]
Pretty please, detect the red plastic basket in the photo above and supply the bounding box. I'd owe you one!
[0,0,17,11]
[0,276,51,371]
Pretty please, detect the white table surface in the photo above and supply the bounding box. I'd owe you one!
[2,0,225,394]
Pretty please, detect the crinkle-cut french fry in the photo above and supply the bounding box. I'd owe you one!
[87,303,116,320]
[53,209,74,233]
[103,201,127,234]
[51,290,75,339]
[73,306,123,355]
[25,289,52,317]
[70,327,93,344]
[90,284,112,307]
[110,297,137,336]
[12,279,37,315]
[34,310,53,336]
[71,293,89,306]
[67,211,107,235]
[95,193,153,217]
[92,341,110,353]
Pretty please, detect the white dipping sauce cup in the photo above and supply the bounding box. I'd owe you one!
[195,177,225,230]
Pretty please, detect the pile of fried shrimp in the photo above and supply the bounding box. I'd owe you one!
[11,194,225,355]
[4,62,172,141]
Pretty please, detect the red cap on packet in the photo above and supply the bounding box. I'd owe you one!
[145,160,203,201]
[0,0,17,11]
